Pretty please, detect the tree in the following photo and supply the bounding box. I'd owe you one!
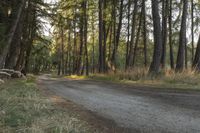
[176,0,188,72]
[98,0,104,73]
[193,35,200,71]
[168,0,174,69]
[0,0,26,69]
[149,0,163,74]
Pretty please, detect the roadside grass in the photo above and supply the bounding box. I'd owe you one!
[0,78,92,133]
[66,68,200,90]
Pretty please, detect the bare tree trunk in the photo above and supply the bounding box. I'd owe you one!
[84,0,89,75]
[0,0,26,68]
[191,0,194,62]
[111,0,123,67]
[61,26,65,75]
[149,0,163,74]
[192,35,200,71]
[125,0,131,70]
[176,0,188,72]
[168,0,174,69]
[98,0,104,73]
[127,0,138,68]
[133,10,143,66]
[161,0,168,68]
[142,0,148,67]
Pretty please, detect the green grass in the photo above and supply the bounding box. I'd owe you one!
[0,78,92,133]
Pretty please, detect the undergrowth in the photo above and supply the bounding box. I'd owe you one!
[0,78,91,133]
[88,68,200,90]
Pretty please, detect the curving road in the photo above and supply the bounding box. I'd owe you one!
[38,75,200,133]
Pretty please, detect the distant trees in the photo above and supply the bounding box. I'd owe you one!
[51,0,200,75]
[1,0,200,75]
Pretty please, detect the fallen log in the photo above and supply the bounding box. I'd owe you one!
[0,72,11,79]
[0,69,15,74]
[11,71,23,78]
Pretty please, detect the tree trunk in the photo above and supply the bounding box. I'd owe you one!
[192,35,200,71]
[84,0,89,75]
[98,0,104,73]
[125,0,131,70]
[142,0,147,67]
[133,10,143,66]
[111,0,123,67]
[149,0,163,74]
[168,0,174,69]
[176,0,188,72]
[0,0,26,69]
[191,0,194,62]
[127,0,138,68]
[161,0,168,68]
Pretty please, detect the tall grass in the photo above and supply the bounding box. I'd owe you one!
[90,68,200,89]
[0,79,92,133]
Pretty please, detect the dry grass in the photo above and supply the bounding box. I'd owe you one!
[89,68,200,90]
[0,78,93,133]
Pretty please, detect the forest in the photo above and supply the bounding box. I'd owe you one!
[1,0,200,132]
[0,0,200,76]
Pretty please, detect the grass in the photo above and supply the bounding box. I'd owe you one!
[65,68,200,90]
[0,77,93,133]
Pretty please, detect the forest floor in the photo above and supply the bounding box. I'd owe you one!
[0,76,98,133]
[38,74,200,133]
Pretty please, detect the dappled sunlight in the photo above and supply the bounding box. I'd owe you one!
[65,75,88,80]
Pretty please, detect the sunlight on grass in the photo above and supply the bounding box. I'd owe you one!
[89,68,200,90]
[65,75,87,80]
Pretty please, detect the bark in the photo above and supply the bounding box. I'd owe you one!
[84,0,89,75]
[127,0,138,68]
[0,0,26,69]
[176,0,188,72]
[161,0,168,68]
[191,0,194,61]
[111,0,124,67]
[149,0,163,74]
[61,27,65,75]
[142,0,147,67]
[168,0,174,69]
[98,0,104,73]
[133,10,142,66]
[192,35,200,71]
[125,0,131,69]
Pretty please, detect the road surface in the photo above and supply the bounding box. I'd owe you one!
[38,75,200,133]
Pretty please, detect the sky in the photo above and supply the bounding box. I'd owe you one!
[42,0,58,36]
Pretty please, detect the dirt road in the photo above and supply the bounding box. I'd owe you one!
[38,75,200,133]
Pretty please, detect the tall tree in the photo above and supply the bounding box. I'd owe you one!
[127,0,138,68]
[191,0,194,61]
[168,0,174,69]
[161,0,168,68]
[111,0,124,68]
[149,0,163,74]
[142,0,148,67]
[176,0,188,72]
[0,0,26,68]
[192,35,200,71]
[98,0,104,73]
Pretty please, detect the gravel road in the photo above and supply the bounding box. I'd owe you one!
[38,75,200,133]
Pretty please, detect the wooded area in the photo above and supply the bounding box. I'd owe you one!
[0,0,200,76]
